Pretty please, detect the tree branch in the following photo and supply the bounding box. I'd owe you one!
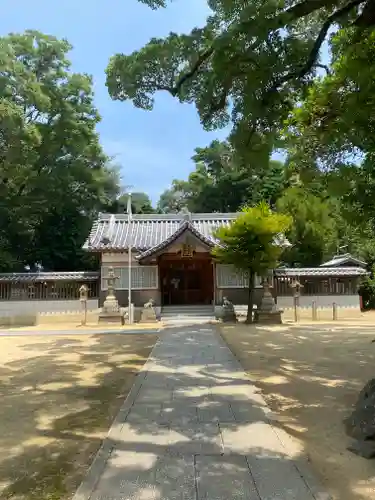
[264,0,364,99]
[171,47,214,95]
[284,0,339,20]
[299,0,363,76]
[169,0,344,97]
[153,0,363,131]
[353,0,375,26]
[203,86,229,125]
[315,63,332,75]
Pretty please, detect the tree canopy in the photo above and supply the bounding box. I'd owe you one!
[0,30,120,271]
[3,5,375,279]
[276,186,338,266]
[286,28,375,230]
[109,192,156,214]
[107,0,375,155]
[112,0,375,274]
[157,140,287,213]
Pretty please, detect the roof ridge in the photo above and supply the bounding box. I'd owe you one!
[137,220,215,262]
[97,212,239,221]
[277,266,365,271]
[274,266,368,276]
[85,212,288,252]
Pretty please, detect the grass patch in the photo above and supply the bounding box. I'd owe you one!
[0,333,157,500]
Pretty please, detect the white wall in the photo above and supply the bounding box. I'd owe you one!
[276,294,360,310]
[215,294,361,321]
[0,299,99,317]
[102,252,137,264]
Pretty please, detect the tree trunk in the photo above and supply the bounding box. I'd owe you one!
[245,270,255,324]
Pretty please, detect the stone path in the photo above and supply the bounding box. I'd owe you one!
[73,325,331,500]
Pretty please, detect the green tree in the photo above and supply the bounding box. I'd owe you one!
[0,30,119,271]
[107,0,374,148]
[276,186,338,266]
[213,203,291,323]
[287,30,375,166]
[285,29,375,230]
[110,192,155,214]
[157,140,287,213]
[156,185,188,213]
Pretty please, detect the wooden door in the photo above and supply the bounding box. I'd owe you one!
[159,255,214,305]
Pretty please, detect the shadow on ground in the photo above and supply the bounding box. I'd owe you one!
[1,323,373,500]
[0,333,157,500]
[64,326,329,500]
[220,322,375,500]
[0,325,318,500]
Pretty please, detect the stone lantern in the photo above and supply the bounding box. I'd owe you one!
[79,284,89,325]
[254,279,283,324]
[289,279,303,322]
[98,267,124,325]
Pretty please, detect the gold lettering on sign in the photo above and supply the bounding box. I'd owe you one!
[181,243,194,258]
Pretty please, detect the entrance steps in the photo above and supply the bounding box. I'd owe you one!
[161,305,216,325]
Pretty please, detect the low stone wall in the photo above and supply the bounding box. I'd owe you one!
[277,295,361,320]
[0,299,99,316]
[0,299,99,327]
[220,294,361,321]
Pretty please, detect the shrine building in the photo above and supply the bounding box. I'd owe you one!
[84,211,367,320]
[83,211,287,308]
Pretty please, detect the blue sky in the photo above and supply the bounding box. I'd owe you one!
[1,0,227,203]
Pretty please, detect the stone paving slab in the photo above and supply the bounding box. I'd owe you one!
[73,325,331,500]
[246,453,315,499]
[195,455,259,500]
[220,421,287,456]
[144,372,213,389]
[195,396,236,424]
[122,402,163,425]
[172,385,212,401]
[90,451,196,500]
[160,400,199,425]
[116,421,224,456]
[135,386,174,404]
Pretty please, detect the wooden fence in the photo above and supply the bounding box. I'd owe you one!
[274,274,361,297]
[0,272,99,301]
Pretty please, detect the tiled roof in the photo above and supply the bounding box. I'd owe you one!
[0,272,99,283]
[274,267,368,277]
[137,220,215,262]
[84,212,290,252]
[320,253,366,268]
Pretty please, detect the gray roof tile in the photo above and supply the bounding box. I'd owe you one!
[0,272,99,283]
[137,220,215,262]
[275,267,368,277]
[320,253,367,268]
[84,212,290,252]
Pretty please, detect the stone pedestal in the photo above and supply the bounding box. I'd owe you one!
[140,299,158,323]
[98,311,124,324]
[221,297,237,323]
[98,267,124,325]
[254,281,283,325]
[140,308,157,323]
[98,294,124,324]
[254,310,282,324]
